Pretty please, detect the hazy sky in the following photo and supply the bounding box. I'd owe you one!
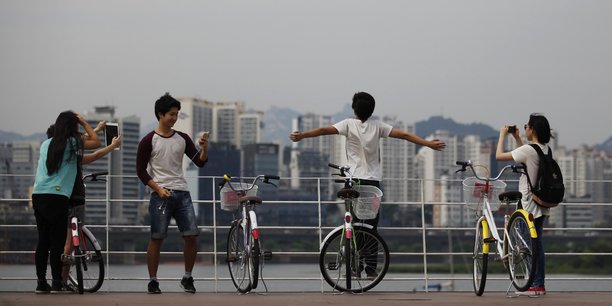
[1,0,611,148]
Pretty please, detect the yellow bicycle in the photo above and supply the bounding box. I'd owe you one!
[456,161,538,296]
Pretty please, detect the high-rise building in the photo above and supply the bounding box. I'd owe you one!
[417,130,457,227]
[174,97,215,141]
[242,143,280,178]
[380,116,415,202]
[379,116,418,226]
[239,111,263,147]
[84,106,140,225]
[0,141,40,200]
[214,101,245,146]
[290,114,335,197]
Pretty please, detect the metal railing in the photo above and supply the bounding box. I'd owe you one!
[1,174,611,292]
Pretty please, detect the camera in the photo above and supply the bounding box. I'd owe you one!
[507,125,517,133]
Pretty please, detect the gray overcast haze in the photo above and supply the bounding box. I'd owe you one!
[1,0,611,148]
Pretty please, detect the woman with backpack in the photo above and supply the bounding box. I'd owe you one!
[495,113,555,296]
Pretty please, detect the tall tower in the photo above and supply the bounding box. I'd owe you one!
[84,106,140,225]
[290,114,335,198]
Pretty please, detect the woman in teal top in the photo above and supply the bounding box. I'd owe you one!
[32,111,98,293]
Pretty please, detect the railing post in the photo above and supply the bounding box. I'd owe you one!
[212,176,218,292]
[317,178,324,293]
[420,178,429,293]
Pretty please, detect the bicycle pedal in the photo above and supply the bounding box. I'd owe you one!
[263,251,272,261]
[483,237,497,243]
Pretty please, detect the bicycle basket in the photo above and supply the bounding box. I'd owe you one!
[462,177,506,211]
[220,183,258,211]
[353,185,383,220]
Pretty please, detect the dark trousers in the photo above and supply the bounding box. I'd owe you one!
[33,194,69,281]
[533,216,546,287]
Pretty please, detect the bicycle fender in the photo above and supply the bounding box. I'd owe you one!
[320,223,374,249]
[81,226,102,250]
[514,210,538,238]
[480,217,490,254]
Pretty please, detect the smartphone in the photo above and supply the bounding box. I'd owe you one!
[105,122,120,150]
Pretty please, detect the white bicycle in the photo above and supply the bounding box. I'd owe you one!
[456,161,538,296]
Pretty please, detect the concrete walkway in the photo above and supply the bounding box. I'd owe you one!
[2,291,612,306]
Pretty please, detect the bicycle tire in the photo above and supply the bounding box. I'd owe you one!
[250,236,260,290]
[227,220,252,293]
[68,229,104,293]
[504,212,538,291]
[319,226,389,293]
[73,246,84,294]
[473,219,488,296]
[344,231,352,290]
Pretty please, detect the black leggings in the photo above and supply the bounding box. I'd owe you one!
[33,194,69,281]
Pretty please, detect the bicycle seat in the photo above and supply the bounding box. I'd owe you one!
[337,189,360,199]
[498,191,522,202]
[240,196,262,204]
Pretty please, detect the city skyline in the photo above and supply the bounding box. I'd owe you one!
[1,101,611,153]
[1,1,612,149]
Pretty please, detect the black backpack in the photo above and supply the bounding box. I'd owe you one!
[526,144,565,208]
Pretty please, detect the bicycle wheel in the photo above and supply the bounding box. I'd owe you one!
[319,226,389,293]
[69,229,105,293]
[504,212,538,291]
[473,219,488,296]
[227,220,252,293]
[73,246,84,294]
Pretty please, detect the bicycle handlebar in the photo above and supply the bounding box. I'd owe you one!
[455,160,525,181]
[83,171,109,182]
[219,174,280,191]
[328,163,353,178]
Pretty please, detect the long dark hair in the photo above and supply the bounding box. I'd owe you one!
[46,111,82,175]
[527,113,553,144]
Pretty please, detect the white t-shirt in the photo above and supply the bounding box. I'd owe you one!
[332,118,393,181]
[511,143,550,218]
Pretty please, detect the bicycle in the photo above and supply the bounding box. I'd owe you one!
[219,174,279,293]
[64,171,107,294]
[455,161,538,296]
[319,163,389,293]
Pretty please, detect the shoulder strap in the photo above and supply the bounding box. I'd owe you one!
[531,143,552,158]
[525,144,542,191]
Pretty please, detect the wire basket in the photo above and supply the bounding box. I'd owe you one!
[462,177,506,211]
[353,185,383,220]
[220,183,258,211]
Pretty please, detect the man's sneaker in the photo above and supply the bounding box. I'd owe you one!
[50,280,74,294]
[147,280,161,294]
[515,286,546,296]
[180,276,196,293]
[35,280,51,294]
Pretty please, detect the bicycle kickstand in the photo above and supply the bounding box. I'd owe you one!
[505,281,516,298]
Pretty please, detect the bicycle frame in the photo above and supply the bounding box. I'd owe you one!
[319,163,389,293]
[222,174,278,293]
[65,171,107,294]
[320,222,374,247]
[457,160,539,295]
[477,195,538,261]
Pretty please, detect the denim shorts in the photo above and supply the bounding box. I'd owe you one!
[149,190,199,239]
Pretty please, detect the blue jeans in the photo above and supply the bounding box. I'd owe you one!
[149,190,199,239]
[532,216,546,287]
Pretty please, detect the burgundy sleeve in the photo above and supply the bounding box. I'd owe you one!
[136,132,154,185]
[177,131,207,168]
